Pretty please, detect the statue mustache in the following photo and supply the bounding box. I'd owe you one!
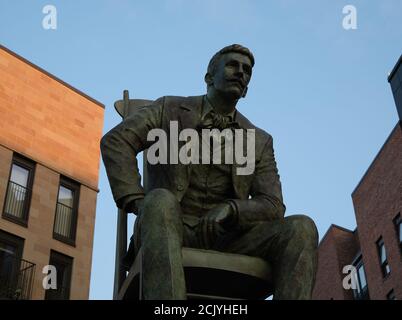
[226,78,246,88]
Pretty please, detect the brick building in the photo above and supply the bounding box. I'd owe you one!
[312,225,361,300]
[313,55,402,300]
[0,45,104,299]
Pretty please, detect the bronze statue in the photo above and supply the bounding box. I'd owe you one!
[101,44,318,299]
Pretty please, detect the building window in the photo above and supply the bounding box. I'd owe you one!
[376,237,391,277]
[2,155,35,226]
[0,230,24,299]
[393,213,402,252]
[386,289,396,300]
[44,250,73,300]
[352,256,369,300]
[0,230,35,300]
[53,177,80,245]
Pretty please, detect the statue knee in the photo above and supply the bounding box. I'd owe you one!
[145,188,176,203]
[143,188,181,221]
[286,215,318,247]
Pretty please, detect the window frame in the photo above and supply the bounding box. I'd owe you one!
[44,250,73,300]
[0,230,25,299]
[376,237,391,278]
[2,154,36,227]
[386,289,396,300]
[393,213,402,253]
[52,177,80,246]
[352,255,369,300]
[0,229,24,261]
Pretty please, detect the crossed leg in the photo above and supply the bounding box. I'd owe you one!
[212,216,319,299]
[135,188,318,300]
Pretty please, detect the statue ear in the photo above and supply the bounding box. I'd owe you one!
[204,73,213,86]
[242,86,248,98]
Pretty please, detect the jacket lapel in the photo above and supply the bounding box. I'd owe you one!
[178,95,204,130]
[232,111,255,199]
[177,95,204,180]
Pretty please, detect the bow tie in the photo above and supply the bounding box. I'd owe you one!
[197,109,240,131]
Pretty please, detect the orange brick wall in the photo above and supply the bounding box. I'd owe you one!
[0,46,104,300]
[0,46,104,190]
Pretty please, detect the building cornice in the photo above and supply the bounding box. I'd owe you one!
[0,44,105,109]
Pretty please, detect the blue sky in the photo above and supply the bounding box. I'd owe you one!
[0,1,401,299]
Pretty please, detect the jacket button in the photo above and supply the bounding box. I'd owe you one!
[177,184,184,191]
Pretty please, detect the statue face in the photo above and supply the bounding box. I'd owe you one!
[210,52,252,99]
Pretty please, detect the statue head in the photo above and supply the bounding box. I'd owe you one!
[205,44,255,100]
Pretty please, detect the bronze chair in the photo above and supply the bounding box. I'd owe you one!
[112,91,273,300]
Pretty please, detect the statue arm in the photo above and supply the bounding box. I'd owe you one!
[230,134,286,228]
[100,97,164,211]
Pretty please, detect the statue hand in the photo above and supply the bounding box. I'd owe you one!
[125,198,144,215]
[196,203,236,249]
[134,199,144,215]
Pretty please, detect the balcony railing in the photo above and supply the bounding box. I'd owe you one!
[54,202,74,240]
[0,254,36,300]
[3,181,30,221]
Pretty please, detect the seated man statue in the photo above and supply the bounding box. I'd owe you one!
[101,44,318,300]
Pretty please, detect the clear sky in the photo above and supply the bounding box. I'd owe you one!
[0,0,401,300]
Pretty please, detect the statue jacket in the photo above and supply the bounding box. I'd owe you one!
[100,95,286,228]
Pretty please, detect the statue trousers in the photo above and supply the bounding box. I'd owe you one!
[133,188,318,300]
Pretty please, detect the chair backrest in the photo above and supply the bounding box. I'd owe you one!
[114,98,154,118]
[113,91,154,299]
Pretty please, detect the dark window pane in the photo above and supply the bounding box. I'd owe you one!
[353,271,361,293]
[3,158,35,224]
[53,179,79,244]
[0,244,17,281]
[0,253,18,298]
[58,186,74,208]
[0,231,34,300]
[357,264,367,289]
[45,251,72,300]
[0,243,15,256]
[387,289,396,300]
[393,214,402,246]
[10,164,29,187]
[54,203,73,239]
[353,256,370,300]
[385,263,391,275]
[4,182,28,219]
[380,244,386,263]
[377,238,390,277]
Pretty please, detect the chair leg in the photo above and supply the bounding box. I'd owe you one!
[113,209,127,300]
[138,248,143,300]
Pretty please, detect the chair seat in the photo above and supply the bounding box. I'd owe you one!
[117,247,273,300]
